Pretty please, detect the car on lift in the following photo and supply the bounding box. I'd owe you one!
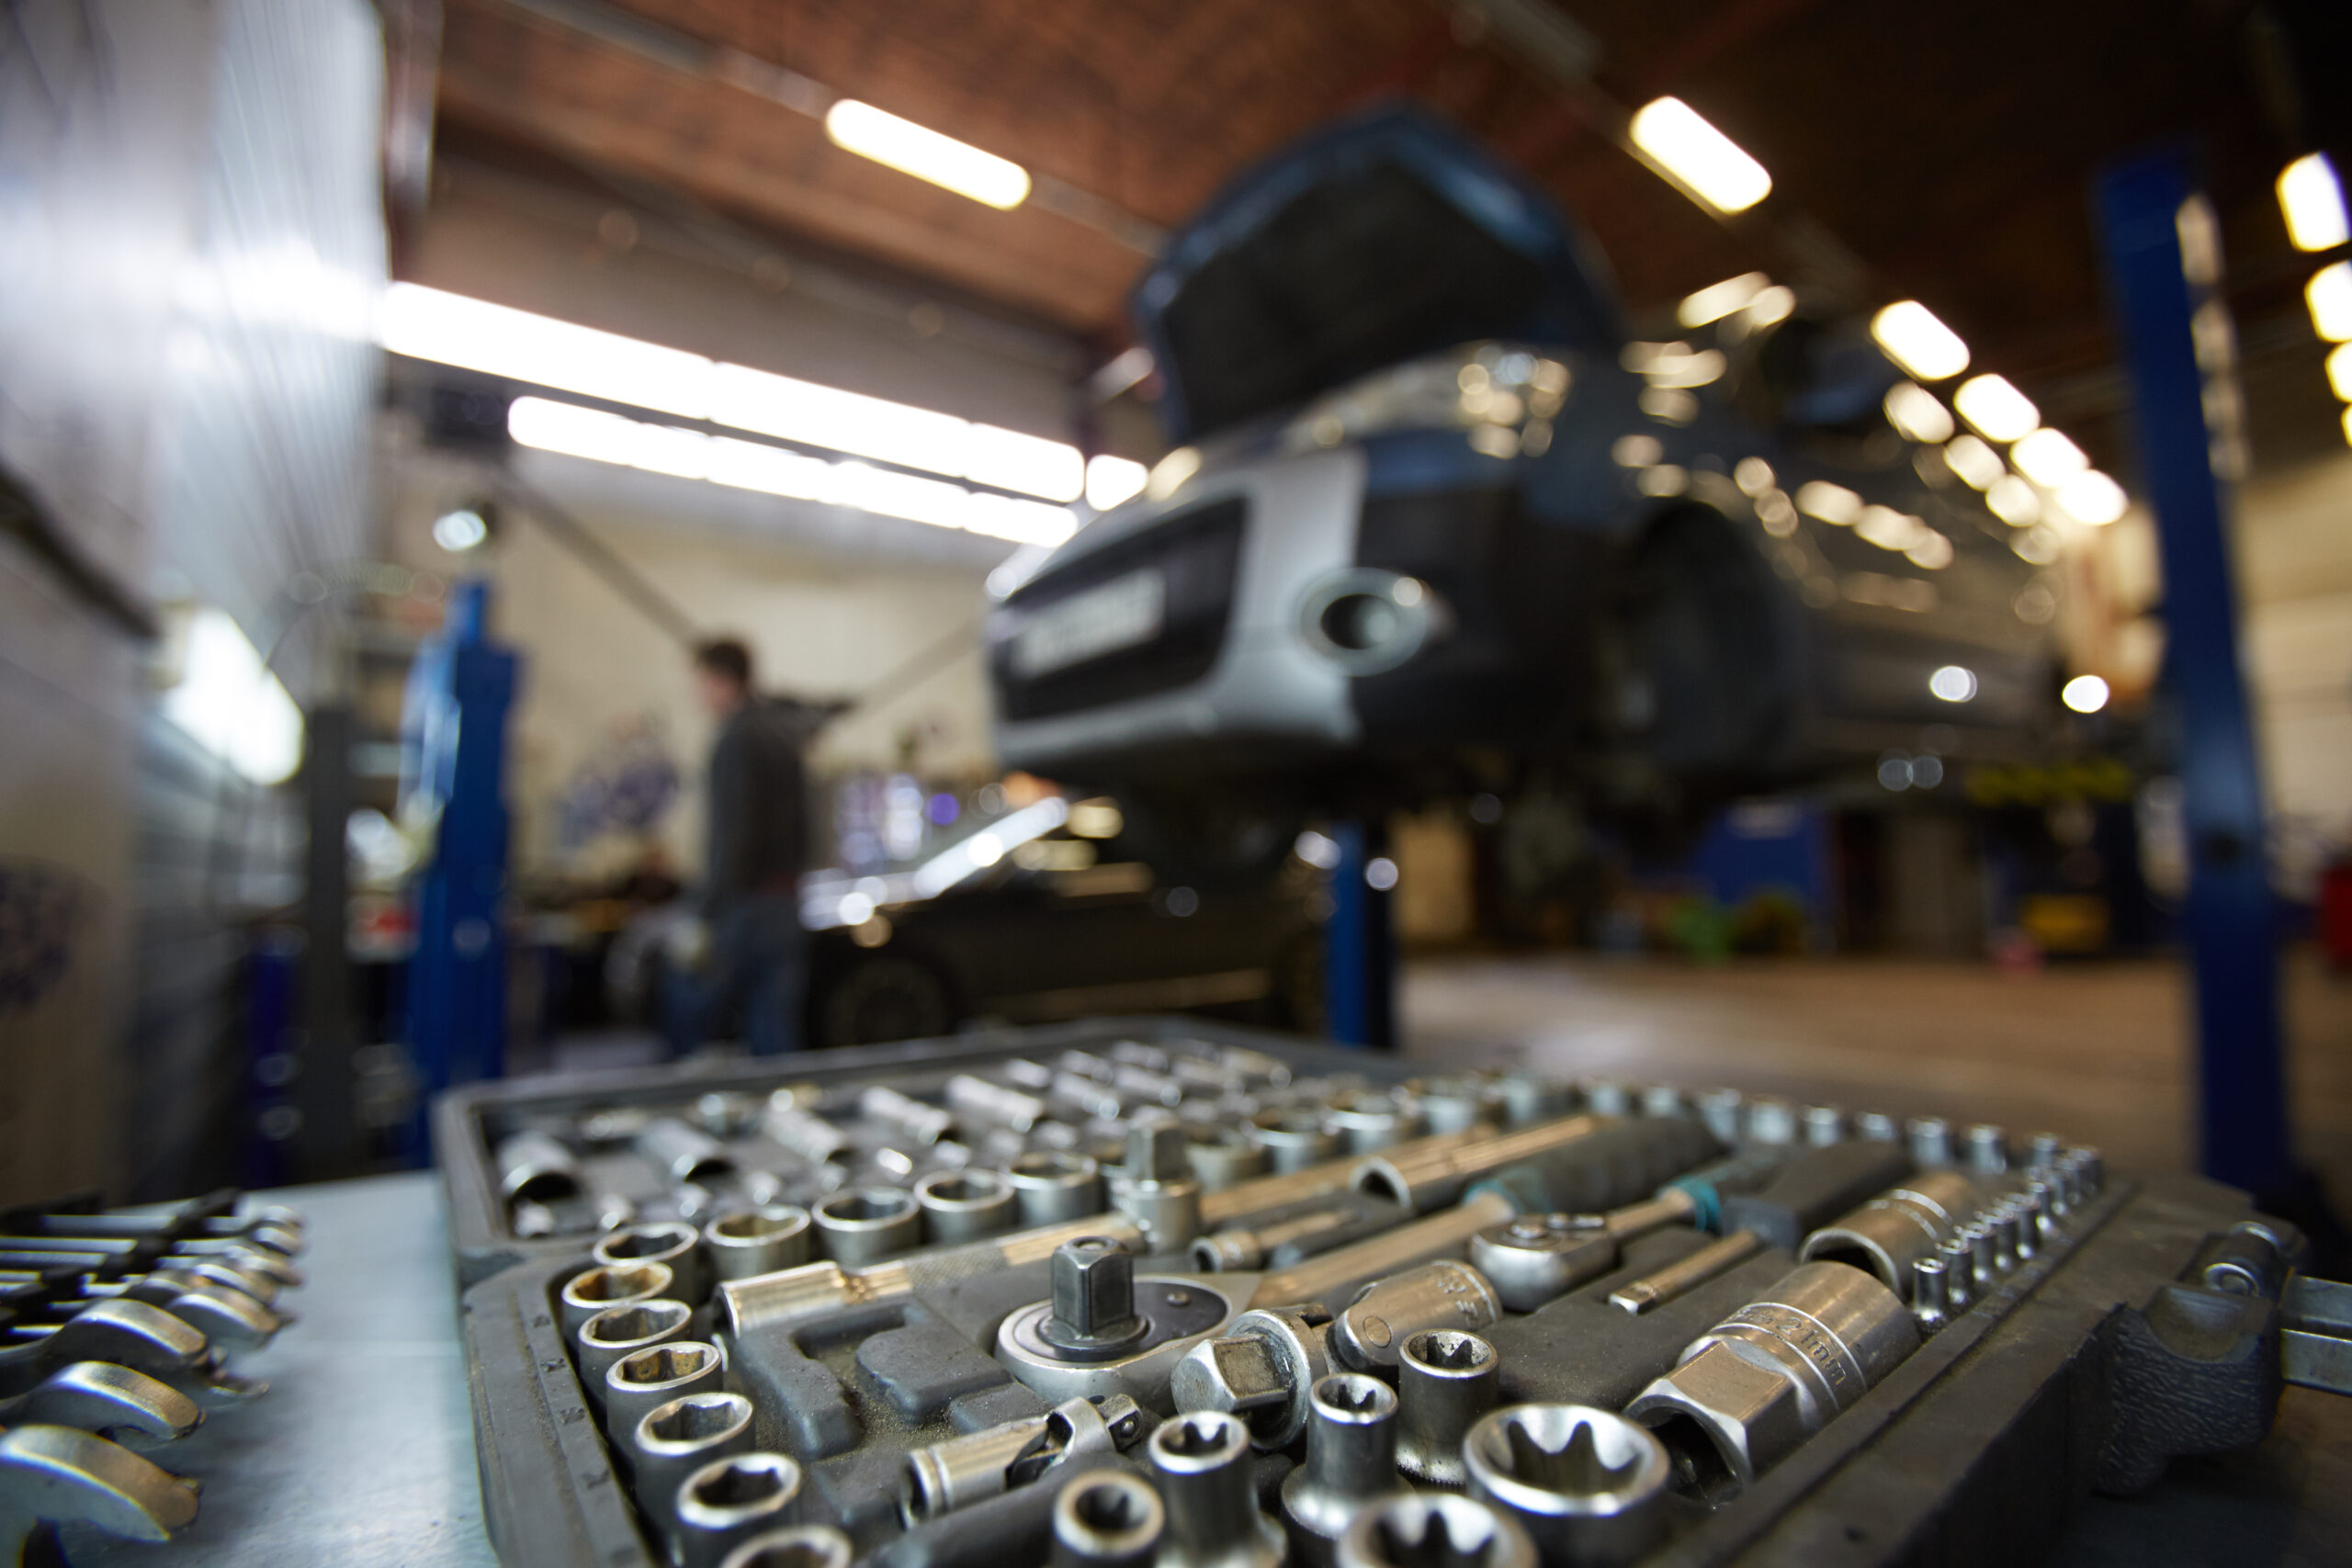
[986,106,2065,840]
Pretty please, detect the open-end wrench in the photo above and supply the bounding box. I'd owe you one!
[0,1253,286,1310]
[6,1200,303,1258]
[0,1364,202,1447]
[0,1423,202,1563]
[0,1275,284,1352]
[0,1236,302,1289]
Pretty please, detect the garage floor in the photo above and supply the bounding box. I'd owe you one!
[1398,947,2352,1567]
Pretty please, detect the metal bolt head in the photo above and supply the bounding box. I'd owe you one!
[1048,1236,1143,1347]
[1125,1120,1190,1182]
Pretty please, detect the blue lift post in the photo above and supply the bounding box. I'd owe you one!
[1325,820,1397,1049]
[401,579,521,1154]
[2095,152,2290,1198]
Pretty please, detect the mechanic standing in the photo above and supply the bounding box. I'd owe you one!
[667,637,814,1056]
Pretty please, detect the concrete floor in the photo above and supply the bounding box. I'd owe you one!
[1398,949,2352,1216]
[1398,948,2352,1568]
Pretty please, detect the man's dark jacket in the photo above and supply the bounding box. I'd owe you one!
[704,696,811,911]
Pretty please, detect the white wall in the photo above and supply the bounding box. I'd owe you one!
[2236,450,2352,874]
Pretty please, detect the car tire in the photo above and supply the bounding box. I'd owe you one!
[815,953,958,1049]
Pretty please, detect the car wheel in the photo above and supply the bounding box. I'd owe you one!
[816,954,958,1049]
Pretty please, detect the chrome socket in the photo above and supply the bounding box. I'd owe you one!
[1283,1374,1410,1568]
[1408,1076,1500,1135]
[1006,1152,1104,1226]
[494,1130,583,1204]
[1695,1089,1745,1144]
[915,1169,1020,1245]
[1049,1470,1164,1568]
[899,1394,1144,1526]
[1463,1404,1671,1567]
[673,1453,806,1568]
[1337,1494,1535,1568]
[1906,1115,1955,1167]
[604,1340,726,1466]
[811,1189,922,1265]
[859,1086,954,1145]
[1171,1306,1333,1449]
[1964,1124,2010,1176]
[1745,1099,1798,1145]
[1798,1169,1981,1301]
[638,1119,738,1187]
[1910,1257,1955,1335]
[595,1223,709,1305]
[1469,1218,1619,1313]
[633,1392,755,1542]
[1185,1126,1270,1191]
[575,1299,693,1416]
[1331,1260,1502,1371]
[1395,1328,1501,1490]
[1148,1412,1286,1568]
[1327,1090,1424,1154]
[560,1261,677,1341]
[703,1207,812,1281]
[1495,1074,1575,1128]
[716,1526,851,1568]
[1626,1261,1920,1499]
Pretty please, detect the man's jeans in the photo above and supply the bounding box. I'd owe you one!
[664,893,807,1057]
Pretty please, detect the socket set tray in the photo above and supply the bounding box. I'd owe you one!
[441,1015,2349,1568]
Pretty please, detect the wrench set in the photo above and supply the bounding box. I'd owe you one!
[0,1189,303,1562]
[441,1018,2350,1568]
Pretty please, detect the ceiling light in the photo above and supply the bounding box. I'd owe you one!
[1145,446,1200,500]
[380,285,1085,500]
[379,283,712,418]
[2010,428,2089,487]
[823,100,1030,209]
[1883,382,1955,444]
[2062,674,2111,715]
[507,397,1075,546]
[2309,263,2352,342]
[433,508,489,552]
[1629,97,1772,214]
[1746,285,1795,327]
[2328,344,2352,401]
[1794,480,1861,524]
[1943,434,2005,491]
[2056,470,2128,525]
[1678,272,1770,327]
[1986,475,2041,525]
[1954,375,2039,442]
[1085,455,1148,512]
[2278,154,2349,253]
[1870,301,1971,381]
[1928,665,1978,703]
[163,607,303,785]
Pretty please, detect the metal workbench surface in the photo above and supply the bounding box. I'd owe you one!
[52,1170,2351,1567]
[64,1172,496,1568]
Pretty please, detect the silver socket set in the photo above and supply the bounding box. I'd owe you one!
[441,1017,2351,1568]
[0,1189,305,1561]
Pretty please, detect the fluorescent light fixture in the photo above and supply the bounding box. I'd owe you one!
[1641,346,1727,389]
[1746,284,1796,327]
[2056,470,2127,525]
[2062,674,2110,714]
[1883,382,1955,444]
[1856,505,1923,550]
[1928,665,1978,703]
[379,283,712,417]
[1986,475,2041,525]
[380,285,1084,501]
[1145,446,1200,500]
[433,508,489,552]
[1954,374,2039,442]
[1629,97,1772,214]
[2309,263,2352,342]
[1733,457,1775,495]
[2010,428,2089,487]
[164,607,303,785]
[508,397,1076,547]
[1678,272,1770,327]
[1943,434,2006,491]
[823,99,1030,209]
[2278,154,2349,253]
[1794,480,1862,524]
[1085,454,1148,512]
[1905,529,1954,570]
[2327,343,2352,400]
[1870,301,1970,381]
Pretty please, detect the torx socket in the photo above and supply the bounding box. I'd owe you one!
[1396,1328,1501,1490]
[1148,1412,1286,1568]
[1331,1259,1502,1371]
[1284,1374,1410,1568]
[1464,1404,1671,1567]
[1049,1470,1164,1568]
[1337,1495,1535,1568]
